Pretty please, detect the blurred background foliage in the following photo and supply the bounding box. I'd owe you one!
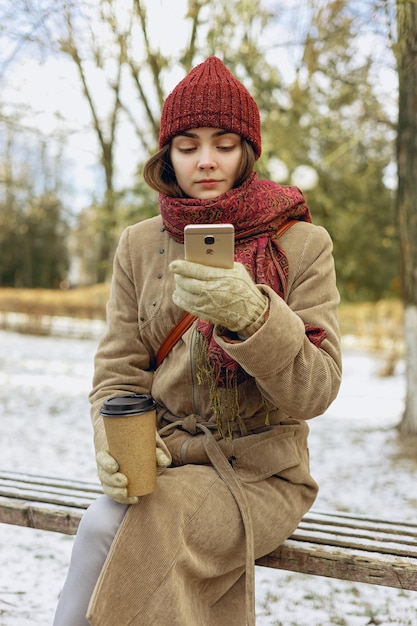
[0,0,398,301]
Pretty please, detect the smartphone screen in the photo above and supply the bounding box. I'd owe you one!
[184,224,235,269]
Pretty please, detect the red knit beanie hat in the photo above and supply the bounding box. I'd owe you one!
[159,56,261,159]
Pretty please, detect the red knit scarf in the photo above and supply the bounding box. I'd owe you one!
[160,172,326,389]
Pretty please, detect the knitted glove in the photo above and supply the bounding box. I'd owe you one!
[96,434,172,505]
[170,260,269,337]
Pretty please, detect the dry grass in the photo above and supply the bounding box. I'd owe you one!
[0,287,405,368]
[338,299,403,339]
[0,285,110,320]
[339,299,404,377]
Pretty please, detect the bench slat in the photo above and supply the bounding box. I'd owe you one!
[256,540,417,590]
[0,470,102,494]
[0,497,83,534]
[292,525,417,558]
[302,510,417,533]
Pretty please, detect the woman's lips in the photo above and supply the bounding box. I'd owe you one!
[196,179,221,189]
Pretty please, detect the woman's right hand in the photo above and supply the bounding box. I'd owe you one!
[96,450,139,505]
[96,436,171,505]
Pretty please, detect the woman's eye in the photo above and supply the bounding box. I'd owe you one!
[217,145,235,152]
[178,146,196,153]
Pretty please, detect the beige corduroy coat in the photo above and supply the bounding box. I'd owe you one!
[87,215,342,626]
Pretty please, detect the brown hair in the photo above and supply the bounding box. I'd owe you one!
[142,139,256,198]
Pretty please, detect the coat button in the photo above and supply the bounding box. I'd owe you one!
[159,249,165,254]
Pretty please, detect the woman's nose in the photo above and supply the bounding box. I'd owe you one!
[197,148,217,169]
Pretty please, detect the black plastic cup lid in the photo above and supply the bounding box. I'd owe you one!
[100,394,156,416]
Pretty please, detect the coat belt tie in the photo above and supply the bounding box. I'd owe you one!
[159,416,256,626]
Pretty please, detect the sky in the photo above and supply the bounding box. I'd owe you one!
[2,0,192,210]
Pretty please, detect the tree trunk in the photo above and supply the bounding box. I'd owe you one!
[396,1,417,435]
[401,306,417,434]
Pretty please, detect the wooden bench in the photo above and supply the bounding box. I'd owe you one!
[1,469,416,591]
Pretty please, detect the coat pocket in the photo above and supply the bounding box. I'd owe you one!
[231,427,302,483]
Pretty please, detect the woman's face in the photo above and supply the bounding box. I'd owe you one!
[170,127,243,199]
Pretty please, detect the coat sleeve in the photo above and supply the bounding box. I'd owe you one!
[89,227,154,453]
[213,224,342,420]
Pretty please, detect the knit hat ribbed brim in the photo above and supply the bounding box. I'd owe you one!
[159,56,261,160]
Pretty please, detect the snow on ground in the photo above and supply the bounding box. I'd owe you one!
[0,329,416,625]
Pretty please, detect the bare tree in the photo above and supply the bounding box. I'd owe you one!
[0,121,69,287]
[396,0,417,436]
[59,2,127,282]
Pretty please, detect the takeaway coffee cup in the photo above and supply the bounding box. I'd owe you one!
[100,394,157,497]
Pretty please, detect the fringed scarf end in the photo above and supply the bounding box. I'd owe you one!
[194,331,243,439]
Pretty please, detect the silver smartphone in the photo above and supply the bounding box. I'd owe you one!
[184,224,235,269]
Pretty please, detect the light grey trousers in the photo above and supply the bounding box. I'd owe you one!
[53,496,128,626]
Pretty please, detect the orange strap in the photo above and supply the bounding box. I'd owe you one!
[155,311,197,368]
[154,219,299,369]
[276,218,299,238]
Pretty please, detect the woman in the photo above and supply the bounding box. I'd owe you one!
[54,56,341,626]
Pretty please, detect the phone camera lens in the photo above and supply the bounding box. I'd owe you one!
[204,236,215,245]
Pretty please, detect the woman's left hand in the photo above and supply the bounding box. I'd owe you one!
[170,260,269,337]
